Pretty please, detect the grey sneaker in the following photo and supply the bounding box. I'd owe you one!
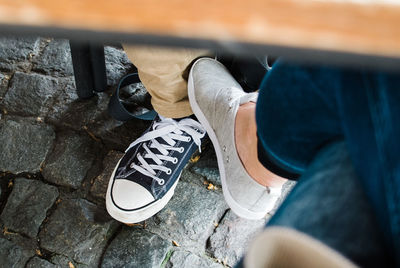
[188,58,281,220]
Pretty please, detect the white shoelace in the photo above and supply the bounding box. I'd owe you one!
[125,117,206,186]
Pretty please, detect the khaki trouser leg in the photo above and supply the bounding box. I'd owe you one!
[123,45,211,118]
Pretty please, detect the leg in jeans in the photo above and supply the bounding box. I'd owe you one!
[267,141,391,267]
[186,58,399,265]
[254,60,400,265]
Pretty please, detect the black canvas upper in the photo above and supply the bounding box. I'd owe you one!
[110,116,203,211]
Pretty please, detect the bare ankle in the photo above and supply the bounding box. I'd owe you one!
[235,102,286,188]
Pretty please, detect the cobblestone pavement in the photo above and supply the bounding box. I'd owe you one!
[0,37,295,268]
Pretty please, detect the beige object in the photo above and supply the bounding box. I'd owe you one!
[244,227,357,268]
[0,0,400,58]
[123,45,210,118]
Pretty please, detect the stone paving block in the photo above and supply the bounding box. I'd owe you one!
[0,73,5,95]
[46,87,109,131]
[45,78,148,149]
[0,73,10,97]
[43,74,148,148]
[88,116,149,151]
[26,257,57,268]
[44,77,82,127]
[207,210,267,266]
[180,168,205,186]
[189,145,221,186]
[3,72,63,116]
[42,132,97,188]
[32,39,74,76]
[0,178,59,238]
[104,46,134,87]
[0,37,40,71]
[0,117,55,173]
[0,237,36,268]
[101,226,171,268]
[50,254,83,268]
[166,250,223,268]
[90,150,124,199]
[39,198,117,267]
[146,180,228,250]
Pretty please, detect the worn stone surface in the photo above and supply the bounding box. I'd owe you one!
[44,76,86,128]
[0,73,5,96]
[32,39,74,76]
[101,227,171,268]
[208,210,267,266]
[0,177,59,238]
[0,72,9,97]
[50,255,83,268]
[104,46,134,87]
[26,257,58,268]
[46,88,109,131]
[0,237,35,268]
[90,150,124,199]
[42,132,97,188]
[0,37,40,71]
[3,72,63,116]
[146,180,228,250]
[0,117,55,173]
[189,145,221,186]
[166,250,223,268]
[39,198,117,267]
[87,116,149,151]
[0,36,288,268]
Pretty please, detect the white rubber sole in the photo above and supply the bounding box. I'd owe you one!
[106,160,180,223]
[188,58,267,220]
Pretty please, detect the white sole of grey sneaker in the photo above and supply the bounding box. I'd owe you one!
[188,58,267,220]
[106,160,180,224]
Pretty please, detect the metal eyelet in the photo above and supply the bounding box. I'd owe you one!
[179,147,184,153]
[130,163,135,168]
[158,179,165,185]
[166,169,172,175]
[186,137,191,142]
[172,157,178,164]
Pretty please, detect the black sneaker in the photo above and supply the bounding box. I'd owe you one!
[106,115,206,223]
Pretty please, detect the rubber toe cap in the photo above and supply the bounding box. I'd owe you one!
[111,179,155,210]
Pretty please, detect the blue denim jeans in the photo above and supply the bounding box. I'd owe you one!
[269,142,390,267]
[252,61,400,266]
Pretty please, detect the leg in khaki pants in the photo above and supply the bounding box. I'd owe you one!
[123,45,211,118]
[106,45,211,224]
